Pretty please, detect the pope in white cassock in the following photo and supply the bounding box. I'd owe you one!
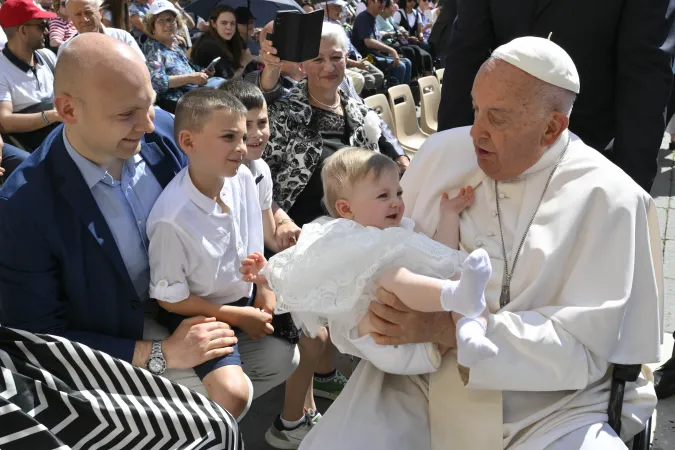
[298,37,663,450]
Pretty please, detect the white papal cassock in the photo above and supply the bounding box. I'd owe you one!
[299,126,663,450]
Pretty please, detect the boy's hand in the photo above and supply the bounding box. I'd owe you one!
[253,286,276,315]
[240,252,268,285]
[237,306,274,340]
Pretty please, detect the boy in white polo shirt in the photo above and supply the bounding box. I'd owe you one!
[147,88,298,421]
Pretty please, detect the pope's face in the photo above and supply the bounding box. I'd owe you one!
[469,60,550,181]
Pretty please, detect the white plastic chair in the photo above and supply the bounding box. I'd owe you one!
[365,94,396,135]
[388,84,429,156]
[418,76,440,134]
[436,68,445,84]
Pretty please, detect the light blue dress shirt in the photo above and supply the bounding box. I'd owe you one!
[63,129,163,301]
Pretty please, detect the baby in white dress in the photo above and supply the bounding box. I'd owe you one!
[241,148,498,374]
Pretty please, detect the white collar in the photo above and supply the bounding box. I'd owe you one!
[518,129,570,179]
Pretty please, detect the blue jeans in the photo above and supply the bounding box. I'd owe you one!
[373,56,412,85]
[2,144,30,180]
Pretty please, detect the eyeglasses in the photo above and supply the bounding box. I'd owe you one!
[157,17,177,26]
[23,21,49,31]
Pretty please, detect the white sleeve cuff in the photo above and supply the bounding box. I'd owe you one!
[150,279,190,303]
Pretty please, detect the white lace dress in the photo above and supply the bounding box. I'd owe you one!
[263,217,467,375]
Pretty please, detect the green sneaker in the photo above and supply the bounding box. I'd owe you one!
[313,370,349,401]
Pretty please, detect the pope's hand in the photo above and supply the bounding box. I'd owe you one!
[368,287,457,348]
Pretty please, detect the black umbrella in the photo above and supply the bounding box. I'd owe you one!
[186,0,303,27]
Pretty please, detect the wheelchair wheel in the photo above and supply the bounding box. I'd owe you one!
[630,416,652,450]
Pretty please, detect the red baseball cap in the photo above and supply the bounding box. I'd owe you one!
[0,0,57,28]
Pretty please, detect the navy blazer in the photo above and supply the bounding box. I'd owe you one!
[0,108,187,362]
[438,0,675,192]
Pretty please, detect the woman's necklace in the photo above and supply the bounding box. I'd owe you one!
[308,90,341,111]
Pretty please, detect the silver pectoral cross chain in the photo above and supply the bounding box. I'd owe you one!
[495,137,570,308]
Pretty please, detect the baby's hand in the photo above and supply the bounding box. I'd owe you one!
[240,252,269,285]
[440,186,474,215]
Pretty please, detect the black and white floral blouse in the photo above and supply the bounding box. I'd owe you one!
[264,80,388,211]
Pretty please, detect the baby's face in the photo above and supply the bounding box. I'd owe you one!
[347,168,405,229]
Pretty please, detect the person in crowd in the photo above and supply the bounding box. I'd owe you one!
[48,0,77,48]
[220,80,330,449]
[416,0,434,40]
[354,0,366,15]
[168,0,194,47]
[191,5,252,80]
[234,7,261,68]
[439,0,675,194]
[143,1,223,113]
[323,0,383,94]
[377,0,430,79]
[301,0,313,13]
[393,0,433,74]
[426,0,455,67]
[101,0,129,30]
[0,133,30,179]
[0,0,61,151]
[298,37,661,450]
[128,0,150,42]
[0,33,264,417]
[147,88,299,420]
[351,0,411,85]
[61,0,143,58]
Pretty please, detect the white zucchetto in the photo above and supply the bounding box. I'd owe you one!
[492,36,580,94]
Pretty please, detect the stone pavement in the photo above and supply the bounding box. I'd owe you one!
[240,145,675,449]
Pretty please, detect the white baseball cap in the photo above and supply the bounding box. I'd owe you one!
[149,0,179,16]
[323,0,349,7]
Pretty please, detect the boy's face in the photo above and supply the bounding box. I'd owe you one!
[188,109,248,178]
[244,104,270,160]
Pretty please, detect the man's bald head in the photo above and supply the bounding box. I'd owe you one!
[53,33,156,166]
[55,33,149,98]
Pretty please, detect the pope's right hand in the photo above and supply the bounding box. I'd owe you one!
[163,316,237,369]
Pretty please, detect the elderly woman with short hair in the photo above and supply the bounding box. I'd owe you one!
[142,0,224,112]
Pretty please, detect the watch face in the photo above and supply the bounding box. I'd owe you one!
[148,356,167,375]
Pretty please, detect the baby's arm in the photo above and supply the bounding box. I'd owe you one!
[434,186,474,250]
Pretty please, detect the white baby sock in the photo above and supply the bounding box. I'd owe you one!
[456,316,499,368]
[439,248,492,317]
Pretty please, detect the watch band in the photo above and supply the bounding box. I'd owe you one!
[151,340,162,357]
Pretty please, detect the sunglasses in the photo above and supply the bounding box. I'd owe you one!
[23,21,49,31]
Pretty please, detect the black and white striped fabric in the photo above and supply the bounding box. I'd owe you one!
[0,327,244,450]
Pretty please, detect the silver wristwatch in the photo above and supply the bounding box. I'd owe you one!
[146,340,167,375]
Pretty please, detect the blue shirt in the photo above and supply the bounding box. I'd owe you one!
[351,11,380,58]
[63,129,163,301]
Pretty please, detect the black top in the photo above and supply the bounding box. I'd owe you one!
[288,107,349,227]
[438,0,675,192]
[190,32,237,79]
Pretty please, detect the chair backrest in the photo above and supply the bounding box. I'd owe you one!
[365,94,395,134]
[418,76,440,134]
[388,84,424,143]
[436,68,445,84]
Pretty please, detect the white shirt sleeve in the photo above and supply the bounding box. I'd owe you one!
[122,30,146,61]
[0,74,11,103]
[102,9,113,21]
[242,168,265,257]
[465,311,610,391]
[256,160,273,211]
[148,221,192,303]
[394,11,403,25]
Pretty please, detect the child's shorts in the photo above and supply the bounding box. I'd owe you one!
[156,294,253,380]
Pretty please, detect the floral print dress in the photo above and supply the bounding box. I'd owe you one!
[144,38,201,105]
